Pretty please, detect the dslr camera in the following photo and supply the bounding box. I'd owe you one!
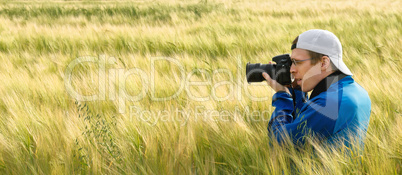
[246,54,292,85]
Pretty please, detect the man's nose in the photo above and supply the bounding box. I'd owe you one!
[290,63,296,74]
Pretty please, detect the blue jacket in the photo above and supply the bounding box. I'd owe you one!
[268,74,371,147]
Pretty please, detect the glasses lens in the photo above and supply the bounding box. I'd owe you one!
[291,59,297,66]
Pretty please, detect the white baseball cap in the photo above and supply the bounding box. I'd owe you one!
[291,29,353,76]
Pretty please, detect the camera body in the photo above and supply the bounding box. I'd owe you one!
[246,54,292,85]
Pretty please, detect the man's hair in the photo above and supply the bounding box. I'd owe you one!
[292,36,338,70]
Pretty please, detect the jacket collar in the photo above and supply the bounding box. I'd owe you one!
[310,71,347,99]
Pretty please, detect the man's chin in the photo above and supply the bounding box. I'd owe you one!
[301,85,314,93]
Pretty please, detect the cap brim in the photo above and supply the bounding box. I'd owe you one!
[334,59,353,76]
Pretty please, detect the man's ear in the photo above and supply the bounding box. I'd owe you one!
[321,56,331,71]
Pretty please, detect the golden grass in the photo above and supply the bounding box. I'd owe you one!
[0,0,400,174]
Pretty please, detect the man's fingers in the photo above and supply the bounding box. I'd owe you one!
[262,72,287,93]
[262,72,274,86]
[262,72,271,81]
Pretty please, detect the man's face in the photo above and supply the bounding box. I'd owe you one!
[290,48,323,92]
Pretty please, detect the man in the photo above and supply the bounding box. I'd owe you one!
[263,29,371,148]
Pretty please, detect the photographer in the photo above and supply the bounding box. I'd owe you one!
[263,29,371,148]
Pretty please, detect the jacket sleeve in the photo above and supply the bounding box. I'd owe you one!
[290,87,308,116]
[268,91,335,145]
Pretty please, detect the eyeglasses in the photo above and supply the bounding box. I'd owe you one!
[291,58,313,66]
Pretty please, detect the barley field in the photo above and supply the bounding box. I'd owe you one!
[0,0,401,174]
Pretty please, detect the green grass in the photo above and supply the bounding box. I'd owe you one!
[0,0,401,174]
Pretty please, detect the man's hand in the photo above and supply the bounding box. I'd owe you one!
[262,72,289,94]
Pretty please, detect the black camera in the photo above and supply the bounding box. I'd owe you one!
[246,54,292,85]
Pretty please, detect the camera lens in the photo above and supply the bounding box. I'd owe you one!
[246,63,275,83]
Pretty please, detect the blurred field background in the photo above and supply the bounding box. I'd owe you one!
[0,0,401,174]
